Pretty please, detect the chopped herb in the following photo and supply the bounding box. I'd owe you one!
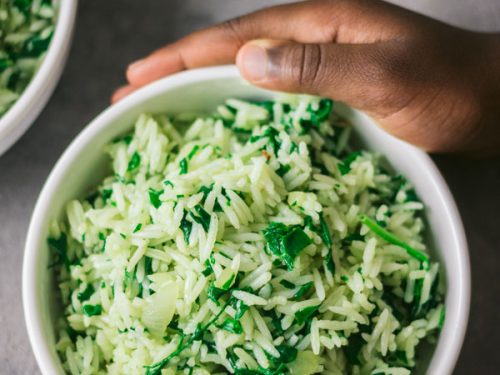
[319,214,332,247]
[338,151,362,175]
[123,134,133,144]
[262,222,312,270]
[218,318,243,334]
[293,281,313,300]
[133,223,142,233]
[359,215,430,268]
[47,233,69,270]
[207,283,226,303]
[180,211,192,244]
[274,344,298,364]
[0,58,10,72]
[144,256,153,276]
[303,215,315,231]
[233,299,249,320]
[198,184,213,202]
[208,272,237,305]
[148,188,163,209]
[66,326,79,342]
[84,191,99,205]
[189,204,211,232]
[304,215,334,270]
[376,219,388,228]
[222,274,235,290]
[300,99,333,131]
[315,98,333,121]
[21,32,53,57]
[279,279,295,289]
[179,158,188,174]
[268,310,285,336]
[386,350,410,368]
[305,215,336,275]
[438,306,446,329]
[170,144,180,154]
[388,175,419,203]
[163,180,174,188]
[114,173,135,184]
[412,268,440,319]
[276,164,291,177]
[412,276,424,317]
[325,250,336,275]
[100,189,113,204]
[233,367,281,375]
[82,304,102,317]
[113,134,133,145]
[294,305,320,325]
[381,290,408,322]
[98,232,106,252]
[123,268,135,290]
[344,331,365,365]
[127,152,141,172]
[201,259,214,276]
[188,145,199,160]
[249,126,279,153]
[77,284,94,302]
[198,184,225,212]
[254,100,274,118]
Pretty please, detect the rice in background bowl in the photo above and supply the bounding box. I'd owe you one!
[23,66,470,375]
[0,0,77,156]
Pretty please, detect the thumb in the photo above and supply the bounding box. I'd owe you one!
[236,39,398,114]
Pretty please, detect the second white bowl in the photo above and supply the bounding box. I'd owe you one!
[0,0,78,156]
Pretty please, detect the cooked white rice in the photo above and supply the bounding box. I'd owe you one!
[0,0,55,116]
[50,95,444,375]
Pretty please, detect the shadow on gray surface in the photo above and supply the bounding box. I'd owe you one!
[433,154,500,375]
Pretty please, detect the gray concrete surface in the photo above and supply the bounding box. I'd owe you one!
[0,0,499,373]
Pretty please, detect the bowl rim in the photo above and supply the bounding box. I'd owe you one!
[23,65,470,375]
[0,0,78,155]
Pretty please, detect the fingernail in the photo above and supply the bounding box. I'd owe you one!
[111,85,133,103]
[239,42,269,82]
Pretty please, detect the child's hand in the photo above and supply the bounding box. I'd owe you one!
[113,0,500,154]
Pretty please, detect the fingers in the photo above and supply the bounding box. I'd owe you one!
[236,39,405,115]
[124,0,415,89]
[111,85,137,103]
[125,1,337,87]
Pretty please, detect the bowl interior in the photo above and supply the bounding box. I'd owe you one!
[24,67,469,375]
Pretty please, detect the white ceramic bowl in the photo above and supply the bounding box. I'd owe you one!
[23,66,470,375]
[0,0,78,156]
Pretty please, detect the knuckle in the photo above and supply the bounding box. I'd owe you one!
[217,16,246,44]
[284,44,323,87]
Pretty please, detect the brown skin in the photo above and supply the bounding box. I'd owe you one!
[112,0,500,154]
